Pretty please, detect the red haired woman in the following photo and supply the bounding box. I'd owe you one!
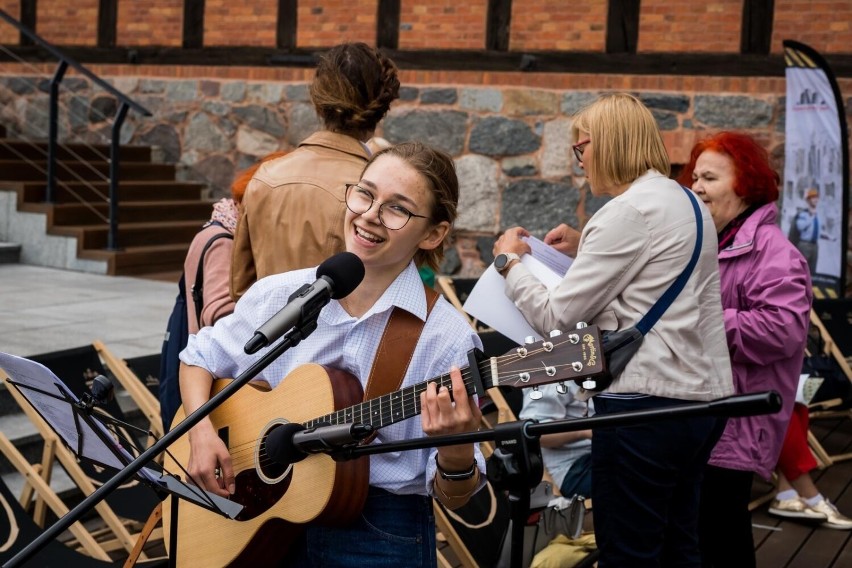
[679,132,813,566]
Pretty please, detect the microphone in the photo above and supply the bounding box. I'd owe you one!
[244,252,365,354]
[265,422,375,467]
[78,374,114,411]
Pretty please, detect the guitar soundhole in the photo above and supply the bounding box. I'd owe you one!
[232,468,292,521]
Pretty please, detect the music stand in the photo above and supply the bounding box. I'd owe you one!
[0,352,242,567]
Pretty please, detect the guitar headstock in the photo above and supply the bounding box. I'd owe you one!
[492,324,606,396]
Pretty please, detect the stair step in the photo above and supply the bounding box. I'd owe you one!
[23,200,212,225]
[0,160,176,181]
[51,220,206,248]
[80,243,191,275]
[0,140,151,162]
[0,241,21,263]
[20,180,205,203]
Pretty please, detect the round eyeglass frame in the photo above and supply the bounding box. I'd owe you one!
[344,183,430,230]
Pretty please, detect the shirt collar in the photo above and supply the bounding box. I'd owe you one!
[323,261,427,324]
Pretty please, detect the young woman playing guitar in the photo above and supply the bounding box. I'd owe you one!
[177,142,484,567]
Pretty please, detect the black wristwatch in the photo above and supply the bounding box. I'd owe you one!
[436,457,478,481]
[493,252,521,274]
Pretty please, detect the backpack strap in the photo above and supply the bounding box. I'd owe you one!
[363,284,440,401]
[190,225,234,328]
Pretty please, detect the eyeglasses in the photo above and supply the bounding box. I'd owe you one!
[344,183,430,230]
[573,139,590,163]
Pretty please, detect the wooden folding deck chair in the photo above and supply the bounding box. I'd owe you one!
[1,349,165,562]
[0,466,165,567]
[804,309,852,466]
[93,341,164,441]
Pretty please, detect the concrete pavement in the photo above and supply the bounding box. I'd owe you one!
[0,264,176,360]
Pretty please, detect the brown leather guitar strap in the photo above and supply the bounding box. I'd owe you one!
[363,284,440,401]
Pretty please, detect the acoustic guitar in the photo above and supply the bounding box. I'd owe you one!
[163,327,605,566]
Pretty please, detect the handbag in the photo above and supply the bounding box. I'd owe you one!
[579,186,704,392]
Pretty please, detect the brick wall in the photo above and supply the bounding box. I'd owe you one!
[638,0,743,53]
[509,1,607,52]
[0,1,20,45]
[1,1,850,56]
[205,0,277,47]
[117,0,183,47]
[297,0,378,48]
[772,0,852,54]
[398,0,487,50]
[36,0,98,46]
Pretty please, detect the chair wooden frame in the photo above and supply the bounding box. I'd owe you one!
[93,341,164,441]
[0,431,111,561]
[435,276,477,331]
[804,309,852,465]
[0,368,162,562]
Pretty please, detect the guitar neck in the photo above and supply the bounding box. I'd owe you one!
[304,363,486,431]
[302,326,605,431]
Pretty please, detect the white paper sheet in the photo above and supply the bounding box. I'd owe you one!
[463,253,567,345]
[523,235,573,276]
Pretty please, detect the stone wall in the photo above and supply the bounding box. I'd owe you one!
[1,72,849,281]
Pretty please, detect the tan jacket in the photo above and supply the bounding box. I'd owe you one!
[506,170,734,401]
[230,131,371,300]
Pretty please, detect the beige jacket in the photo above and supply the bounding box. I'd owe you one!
[506,170,734,401]
[230,131,371,300]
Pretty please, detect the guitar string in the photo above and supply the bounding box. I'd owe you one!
[230,360,586,469]
[214,338,586,469]
[222,338,590,470]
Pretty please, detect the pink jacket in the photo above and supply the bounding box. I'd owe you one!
[184,223,235,335]
[708,202,812,479]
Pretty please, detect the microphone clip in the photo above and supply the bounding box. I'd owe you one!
[76,374,114,412]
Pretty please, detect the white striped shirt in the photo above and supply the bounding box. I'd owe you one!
[181,261,485,496]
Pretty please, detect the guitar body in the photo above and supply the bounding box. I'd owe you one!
[162,364,369,567]
[160,326,608,566]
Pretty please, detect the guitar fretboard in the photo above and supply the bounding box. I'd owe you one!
[303,368,482,430]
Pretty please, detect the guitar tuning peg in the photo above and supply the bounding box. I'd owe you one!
[568,333,580,344]
[572,362,584,372]
[524,336,537,345]
[529,386,543,400]
[582,379,597,390]
[575,321,588,329]
[556,382,568,394]
[549,329,563,338]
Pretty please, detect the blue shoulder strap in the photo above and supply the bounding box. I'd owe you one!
[635,186,703,336]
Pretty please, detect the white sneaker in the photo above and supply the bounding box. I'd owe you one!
[809,499,852,530]
[769,497,827,520]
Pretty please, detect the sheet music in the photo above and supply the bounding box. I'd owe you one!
[0,352,128,470]
[523,235,574,276]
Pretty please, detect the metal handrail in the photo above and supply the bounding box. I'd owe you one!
[0,8,152,251]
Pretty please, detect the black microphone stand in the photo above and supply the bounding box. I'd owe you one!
[3,316,322,568]
[328,390,782,568]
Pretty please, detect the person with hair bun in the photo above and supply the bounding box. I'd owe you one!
[230,42,400,301]
[678,131,813,567]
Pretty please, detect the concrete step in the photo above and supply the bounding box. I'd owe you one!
[0,241,21,263]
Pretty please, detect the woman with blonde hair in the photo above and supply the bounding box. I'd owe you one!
[493,93,733,566]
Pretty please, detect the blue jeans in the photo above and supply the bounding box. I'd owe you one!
[560,452,592,499]
[591,396,725,568]
[285,487,436,567]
